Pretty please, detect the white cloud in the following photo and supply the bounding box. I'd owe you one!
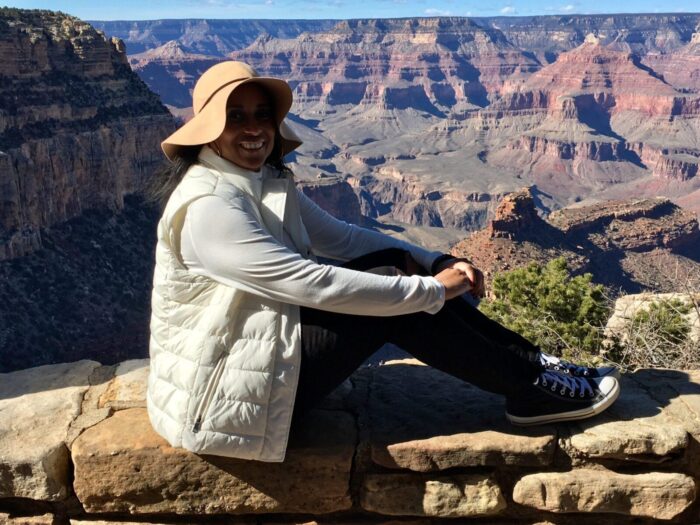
[500,5,517,14]
[425,8,452,15]
[560,4,575,11]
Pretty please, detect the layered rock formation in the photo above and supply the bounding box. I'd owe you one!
[452,189,700,293]
[97,14,700,59]
[91,19,336,55]
[105,15,700,227]
[231,18,540,112]
[485,36,700,205]
[0,8,175,259]
[0,9,175,372]
[2,358,700,522]
[128,41,220,107]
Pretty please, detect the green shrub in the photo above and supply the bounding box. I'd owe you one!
[607,298,697,369]
[632,299,690,348]
[479,257,610,361]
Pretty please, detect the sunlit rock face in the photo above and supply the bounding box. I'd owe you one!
[0,8,175,260]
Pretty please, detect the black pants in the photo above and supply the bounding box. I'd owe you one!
[293,249,542,420]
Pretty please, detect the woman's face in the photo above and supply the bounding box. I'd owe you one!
[214,83,276,171]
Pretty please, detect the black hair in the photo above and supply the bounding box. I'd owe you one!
[145,145,201,208]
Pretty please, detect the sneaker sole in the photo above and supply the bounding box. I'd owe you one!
[505,378,621,426]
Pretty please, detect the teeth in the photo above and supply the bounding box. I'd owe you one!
[240,142,263,150]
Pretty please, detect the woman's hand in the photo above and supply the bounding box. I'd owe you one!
[435,268,473,300]
[435,258,486,299]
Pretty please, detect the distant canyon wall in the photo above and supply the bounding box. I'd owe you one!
[99,14,700,228]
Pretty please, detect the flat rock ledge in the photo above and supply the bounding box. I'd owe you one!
[1,359,700,524]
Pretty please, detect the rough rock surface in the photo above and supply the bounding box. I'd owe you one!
[0,360,100,501]
[361,473,506,517]
[298,177,362,224]
[71,408,356,514]
[364,361,557,469]
[0,515,56,525]
[513,469,696,519]
[97,359,148,410]
[566,374,689,462]
[100,15,700,58]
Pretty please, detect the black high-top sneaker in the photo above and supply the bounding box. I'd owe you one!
[506,370,620,426]
[539,351,620,379]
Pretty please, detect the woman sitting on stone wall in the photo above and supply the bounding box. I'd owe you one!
[147,61,620,462]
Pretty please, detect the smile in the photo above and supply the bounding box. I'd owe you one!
[240,141,264,151]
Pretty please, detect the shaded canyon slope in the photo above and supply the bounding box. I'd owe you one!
[115,14,700,228]
[0,9,175,371]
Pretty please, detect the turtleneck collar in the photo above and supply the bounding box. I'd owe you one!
[197,145,269,179]
[197,145,270,200]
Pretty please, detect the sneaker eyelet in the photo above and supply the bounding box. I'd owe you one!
[570,391,575,397]
[579,392,585,398]
[542,379,548,386]
[551,385,557,391]
[560,388,566,395]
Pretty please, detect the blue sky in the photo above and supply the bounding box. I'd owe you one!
[6,0,700,20]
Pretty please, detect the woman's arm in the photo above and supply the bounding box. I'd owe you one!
[297,189,443,272]
[179,194,446,315]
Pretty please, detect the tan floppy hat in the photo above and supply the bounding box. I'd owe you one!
[161,61,302,161]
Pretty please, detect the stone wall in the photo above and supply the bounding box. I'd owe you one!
[1,358,699,523]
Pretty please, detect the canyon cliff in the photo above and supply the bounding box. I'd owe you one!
[0,9,175,371]
[0,8,175,260]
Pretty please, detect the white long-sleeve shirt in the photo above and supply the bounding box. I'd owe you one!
[179,166,446,316]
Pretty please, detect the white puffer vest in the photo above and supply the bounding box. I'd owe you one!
[147,152,313,462]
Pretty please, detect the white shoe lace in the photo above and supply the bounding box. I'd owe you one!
[535,371,595,398]
[539,352,590,376]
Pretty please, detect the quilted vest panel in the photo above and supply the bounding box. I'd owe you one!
[147,163,304,462]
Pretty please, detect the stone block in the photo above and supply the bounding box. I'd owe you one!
[97,359,148,410]
[567,374,688,461]
[513,469,696,519]
[70,521,230,525]
[631,369,700,436]
[361,473,506,517]
[71,407,355,514]
[365,362,556,470]
[0,360,100,501]
[0,515,56,525]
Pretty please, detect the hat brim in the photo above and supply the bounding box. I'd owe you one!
[162,77,302,161]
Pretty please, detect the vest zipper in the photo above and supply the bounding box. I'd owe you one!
[192,353,227,434]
